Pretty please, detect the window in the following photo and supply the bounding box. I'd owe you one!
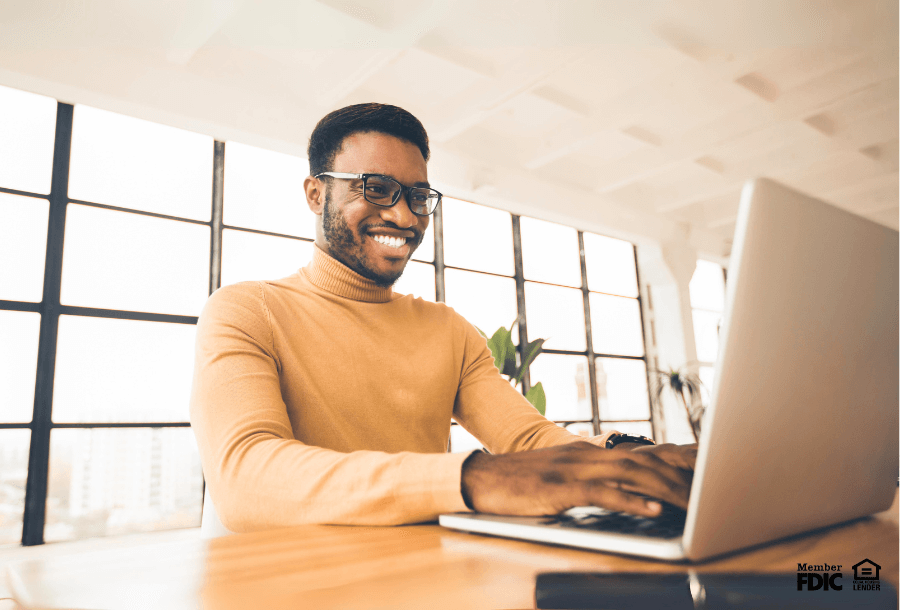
[690,260,726,403]
[445,205,653,450]
[0,100,209,545]
[1,85,655,543]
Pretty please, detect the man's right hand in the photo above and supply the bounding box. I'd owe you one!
[460,442,693,518]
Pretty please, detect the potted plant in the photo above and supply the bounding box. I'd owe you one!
[476,316,547,416]
[649,364,705,442]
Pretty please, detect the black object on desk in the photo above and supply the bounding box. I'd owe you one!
[534,572,897,609]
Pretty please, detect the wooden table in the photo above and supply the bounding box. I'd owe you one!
[6,494,897,610]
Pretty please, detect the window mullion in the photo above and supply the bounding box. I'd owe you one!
[433,199,445,303]
[22,102,73,546]
[578,231,601,436]
[511,215,530,394]
[209,141,225,295]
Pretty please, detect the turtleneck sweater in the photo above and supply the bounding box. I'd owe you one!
[190,245,615,531]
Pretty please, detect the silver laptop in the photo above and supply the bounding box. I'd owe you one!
[439,178,899,562]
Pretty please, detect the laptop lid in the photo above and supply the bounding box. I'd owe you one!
[683,178,899,560]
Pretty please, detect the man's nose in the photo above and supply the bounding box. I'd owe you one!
[380,190,418,229]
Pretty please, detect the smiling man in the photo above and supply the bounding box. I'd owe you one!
[190,103,696,532]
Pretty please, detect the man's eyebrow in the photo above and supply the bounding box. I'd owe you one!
[372,173,430,188]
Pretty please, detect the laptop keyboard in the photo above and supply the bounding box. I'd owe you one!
[540,505,687,539]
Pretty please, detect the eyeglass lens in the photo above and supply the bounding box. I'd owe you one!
[364,175,440,215]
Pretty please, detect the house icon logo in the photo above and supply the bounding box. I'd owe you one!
[853,559,880,581]
[852,559,882,591]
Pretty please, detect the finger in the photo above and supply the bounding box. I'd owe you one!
[576,453,692,508]
[578,483,667,518]
[632,444,698,470]
[657,444,698,470]
[587,450,693,494]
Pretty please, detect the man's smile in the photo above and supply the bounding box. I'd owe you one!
[366,227,417,258]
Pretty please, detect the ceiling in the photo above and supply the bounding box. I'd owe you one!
[0,0,896,258]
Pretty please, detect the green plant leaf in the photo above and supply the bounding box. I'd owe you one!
[514,337,546,385]
[475,326,488,339]
[486,327,508,373]
[500,328,517,378]
[525,382,546,416]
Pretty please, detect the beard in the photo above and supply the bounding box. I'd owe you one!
[321,190,422,288]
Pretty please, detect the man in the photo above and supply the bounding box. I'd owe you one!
[190,103,696,532]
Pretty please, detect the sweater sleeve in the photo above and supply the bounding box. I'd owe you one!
[451,316,617,453]
[189,283,471,531]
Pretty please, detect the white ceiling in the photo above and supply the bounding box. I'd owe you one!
[0,0,896,257]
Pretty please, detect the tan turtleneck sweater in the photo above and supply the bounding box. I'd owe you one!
[190,245,615,531]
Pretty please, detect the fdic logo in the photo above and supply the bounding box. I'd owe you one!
[796,558,882,592]
[797,563,843,591]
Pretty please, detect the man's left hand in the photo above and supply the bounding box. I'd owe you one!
[614,442,698,472]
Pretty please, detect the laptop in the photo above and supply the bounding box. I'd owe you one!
[439,178,899,562]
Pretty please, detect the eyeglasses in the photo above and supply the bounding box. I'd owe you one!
[315,172,442,216]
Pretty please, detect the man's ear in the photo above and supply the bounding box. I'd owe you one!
[304,176,325,215]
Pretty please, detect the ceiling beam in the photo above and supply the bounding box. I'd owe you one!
[429,47,589,144]
[165,0,244,66]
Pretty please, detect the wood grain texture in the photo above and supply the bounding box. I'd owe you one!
[6,492,897,610]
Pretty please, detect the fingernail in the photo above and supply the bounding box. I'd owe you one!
[646,501,662,513]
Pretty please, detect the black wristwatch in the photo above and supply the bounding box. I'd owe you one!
[605,432,656,449]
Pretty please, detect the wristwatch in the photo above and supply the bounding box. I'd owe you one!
[605,432,656,449]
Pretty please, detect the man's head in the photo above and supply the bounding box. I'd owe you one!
[303,104,434,287]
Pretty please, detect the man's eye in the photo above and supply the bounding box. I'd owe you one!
[411,192,428,202]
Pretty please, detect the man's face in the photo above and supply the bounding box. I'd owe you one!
[311,132,430,287]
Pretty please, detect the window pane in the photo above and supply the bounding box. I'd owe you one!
[693,309,722,363]
[221,229,314,287]
[596,357,650,420]
[529,354,591,421]
[69,106,213,221]
[0,193,48,302]
[590,293,644,357]
[53,316,195,423]
[0,310,40,423]
[690,260,725,312]
[600,421,653,439]
[223,142,315,238]
[0,85,56,195]
[520,217,581,287]
[565,422,594,437]
[393,260,435,302]
[61,205,210,316]
[45,428,203,543]
[442,198,513,275]
[583,233,638,297]
[444,268,518,337]
[0,429,30,545]
[525,282,586,351]
[410,218,435,263]
[450,423,483,453]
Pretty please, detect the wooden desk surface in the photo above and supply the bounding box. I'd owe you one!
[6,494,898,610]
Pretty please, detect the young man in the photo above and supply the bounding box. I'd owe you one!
[190,103,695,533]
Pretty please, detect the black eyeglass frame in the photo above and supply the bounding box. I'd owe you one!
[315,172,442,216]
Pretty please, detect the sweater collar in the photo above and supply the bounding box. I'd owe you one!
[304,245,394,303]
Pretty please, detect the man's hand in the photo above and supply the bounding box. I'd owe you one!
[614,442,698,472]
[461,442,695,518]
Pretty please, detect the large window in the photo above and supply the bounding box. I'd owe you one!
[0,83,654,545]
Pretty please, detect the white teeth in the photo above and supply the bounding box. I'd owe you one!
[372,235,406,249]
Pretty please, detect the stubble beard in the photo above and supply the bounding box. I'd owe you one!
[321,190,420,288]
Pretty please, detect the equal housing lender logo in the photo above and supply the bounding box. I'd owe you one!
[796,558,882,592]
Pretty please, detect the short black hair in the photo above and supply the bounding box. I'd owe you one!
[307,103,430,177]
